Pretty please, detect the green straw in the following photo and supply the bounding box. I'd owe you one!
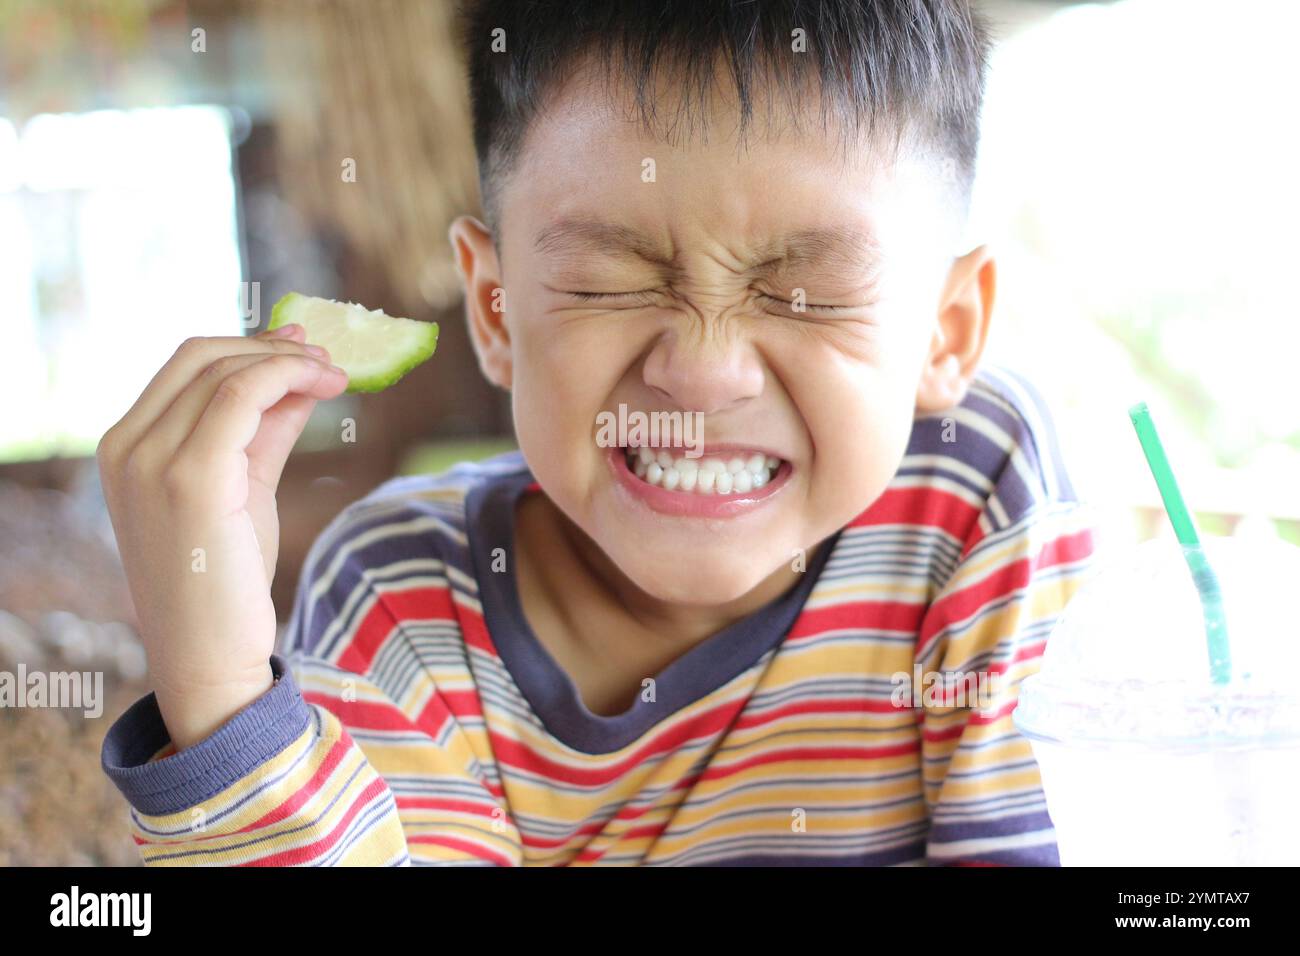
[1128,402,1231,684]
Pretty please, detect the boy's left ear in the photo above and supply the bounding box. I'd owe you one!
[915,243,996,414]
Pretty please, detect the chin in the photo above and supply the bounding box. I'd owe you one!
[615,552,782,607]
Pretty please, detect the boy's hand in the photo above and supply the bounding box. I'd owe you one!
[96,325,348,750]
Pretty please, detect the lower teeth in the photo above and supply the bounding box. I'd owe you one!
[624,450,780,495]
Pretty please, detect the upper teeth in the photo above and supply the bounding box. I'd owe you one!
[626,448,781,495]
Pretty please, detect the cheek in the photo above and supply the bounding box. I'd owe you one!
[509,316,635,499]
[784,326,921,517]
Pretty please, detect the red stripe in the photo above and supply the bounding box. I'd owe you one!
[307,683,485,740]
[921,698,1020,742]
[240,734,354,832]
[699,742,921,784]
[917,527,1094,657]
[966,697,1020,727]
[414,686,488,735]
[732,695,920,730]
[337,586,459,673]
[520,826,598,850]
[439,689,485,720]
[305,693,423,732]
[240,776,392,866]
[849,486,980,540]
[787,600,925,640]
[515,785,692,849]
[573,820,670,862]
[1038,527,1095,568]
[135,733,353,847]
[393,796,504,820]
[517,800,669,851]
[407,833,514,866]
[622,821,669,842]
[488,696,748,787]
[457,603,500,656]
[515,789,688,849]
[901,641,1047,712]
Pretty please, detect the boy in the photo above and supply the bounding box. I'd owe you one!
[98,0,1094,865]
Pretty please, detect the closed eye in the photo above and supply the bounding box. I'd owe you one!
[758,294,853,315]
[568,290,658,301]
[566,290,858,315]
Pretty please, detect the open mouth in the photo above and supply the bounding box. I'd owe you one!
[621,446,787,496]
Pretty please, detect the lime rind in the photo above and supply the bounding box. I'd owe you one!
[268,292,439,393]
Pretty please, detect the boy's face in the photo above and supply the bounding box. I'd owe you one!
[457,65,988,606]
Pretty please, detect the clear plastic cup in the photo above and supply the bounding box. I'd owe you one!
[1013,534,1300,866]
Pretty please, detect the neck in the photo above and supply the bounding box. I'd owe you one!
[519,492,806,651]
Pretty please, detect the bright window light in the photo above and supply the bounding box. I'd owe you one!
[972,0,1300,551]
[0,105,243,462]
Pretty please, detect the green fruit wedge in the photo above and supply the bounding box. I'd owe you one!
[268,293,438,393]
[269,293,441,395]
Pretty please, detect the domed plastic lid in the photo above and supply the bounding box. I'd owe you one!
[1014,535,1300,750]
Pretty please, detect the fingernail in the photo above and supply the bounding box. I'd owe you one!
[330,365,348,376]
[267,324,297,337]
[305,345,328,357]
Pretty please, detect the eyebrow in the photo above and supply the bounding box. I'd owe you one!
[765,228,883,275]
[533,218,674,266]
[532,218,882,275]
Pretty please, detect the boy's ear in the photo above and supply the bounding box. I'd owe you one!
[449,214,512,390]
[915,243,996,414]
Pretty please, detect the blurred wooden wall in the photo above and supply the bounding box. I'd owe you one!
[230,0,510,612]
[250,0,480,316]
[1,1,512,617]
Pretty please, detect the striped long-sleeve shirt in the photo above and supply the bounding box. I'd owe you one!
[101,365,1095,866]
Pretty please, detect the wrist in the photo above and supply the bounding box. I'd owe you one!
[154,663,276,752]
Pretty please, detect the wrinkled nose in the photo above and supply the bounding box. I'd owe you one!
[641,326,765,415]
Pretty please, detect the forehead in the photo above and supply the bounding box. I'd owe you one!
[502,56,941,264]
[532,216,882,277]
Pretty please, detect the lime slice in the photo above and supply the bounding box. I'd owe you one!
[268,293,438,393]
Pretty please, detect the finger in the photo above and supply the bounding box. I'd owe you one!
[178,354,347,482]
[257,323,299,340]
[256,323,307,343]
[246,392,318,492]
[134,350,331,460]
[104,335,327,455]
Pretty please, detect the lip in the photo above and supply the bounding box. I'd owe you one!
[606,444,793,518]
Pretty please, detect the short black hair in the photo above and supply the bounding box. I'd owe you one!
[458,0,993,236]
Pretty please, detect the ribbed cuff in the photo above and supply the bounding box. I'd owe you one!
[101,654,312,816]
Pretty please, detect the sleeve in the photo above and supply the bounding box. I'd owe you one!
[100,653,411,866]
[913,379,1097,866]
[100,501,520,867]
